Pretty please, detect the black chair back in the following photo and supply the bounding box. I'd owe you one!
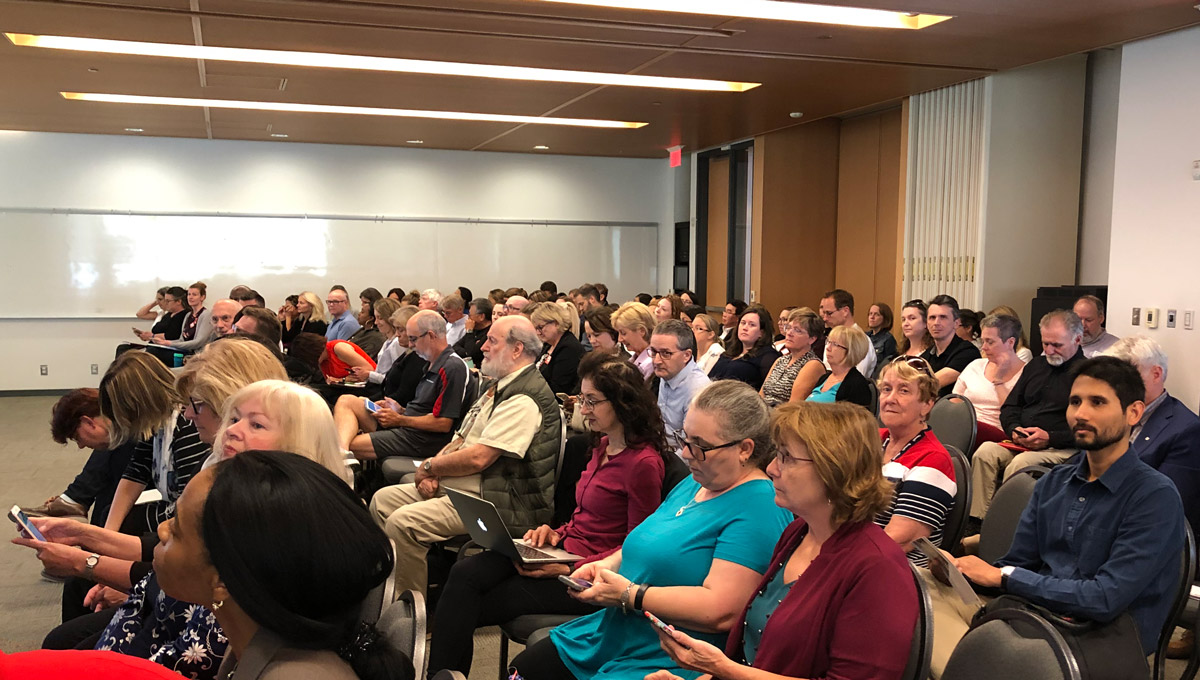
[867,379,880,417]
[902,562,933,680]
[942,445,973,552]
[943,607,1082,680]
[929,394,978,457]
[978,466,1048,564]
[1154,521,1197,680]
[378,589,427,680]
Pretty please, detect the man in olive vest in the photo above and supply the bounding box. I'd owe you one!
[369,314,562,595]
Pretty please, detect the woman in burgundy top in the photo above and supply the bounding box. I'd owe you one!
[648,402,917,680]
[428,352,670,676]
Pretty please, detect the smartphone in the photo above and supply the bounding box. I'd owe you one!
[557,575,593,591]
[644,610,674,633]
[8,505,46,541]
[555,392,570,405]
[364,398,381,413]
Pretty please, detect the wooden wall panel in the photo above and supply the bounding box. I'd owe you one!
[705,156,730,307]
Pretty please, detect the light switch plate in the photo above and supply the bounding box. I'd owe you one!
[1185,311,1195,330]
[1167,309,1177,328]
[1146,308,1159,329]
[1132,307,1141,326]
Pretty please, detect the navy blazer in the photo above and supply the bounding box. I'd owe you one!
[1133,393,1200,531]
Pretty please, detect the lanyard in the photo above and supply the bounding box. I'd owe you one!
[882,427,928,463]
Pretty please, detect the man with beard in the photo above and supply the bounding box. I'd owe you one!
[950,357,1184,676]
[341,309,469,463]
[1075,294,1121,357]
[968,309,1086,522]
[369,315,563,595]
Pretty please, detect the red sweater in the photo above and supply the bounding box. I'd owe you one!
[724,518,917,680]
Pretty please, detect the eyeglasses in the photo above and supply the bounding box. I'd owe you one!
[647,347,682,359]
[774,449,814,465]
[578,396,609,410]
[826,340,847,351]
[405,331,432,343]
[188,397,206,415]
[890,355,935,378]
[326,299,347,305]
[671,431,742,462]
[534,322,557,333]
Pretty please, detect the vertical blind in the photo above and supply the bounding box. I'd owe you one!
[903,78,987,308]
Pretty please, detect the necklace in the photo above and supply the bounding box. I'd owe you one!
[677,488,710,516]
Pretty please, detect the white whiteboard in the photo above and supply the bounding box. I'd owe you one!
[0,210,658,318]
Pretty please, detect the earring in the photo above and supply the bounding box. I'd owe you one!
[211,600,224,611]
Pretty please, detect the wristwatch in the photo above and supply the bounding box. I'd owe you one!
[1000,565,1015,589]
[421,458,434,474]
[84,553,100,575]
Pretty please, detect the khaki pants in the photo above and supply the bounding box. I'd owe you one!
[921,567,986,679]
[969,443,1073,519]
[369,483,466,595]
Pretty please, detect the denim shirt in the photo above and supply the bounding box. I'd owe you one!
[997,449,1185,653]
[325,310,361,341]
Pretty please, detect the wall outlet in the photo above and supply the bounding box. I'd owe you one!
[90,364,99,375]
[1193,160,1200,181]
[1167,309,1177,328]
[1132,307,1141,326]
[39,364,48,376]
[1146,308,1159,329]
[1185,310,1195,330]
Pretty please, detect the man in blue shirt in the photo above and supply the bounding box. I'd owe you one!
[325,288,361,341]
[650,319,710,443]
[955,356,1185,659]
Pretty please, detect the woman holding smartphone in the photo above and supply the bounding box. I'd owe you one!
[427,353,670,676]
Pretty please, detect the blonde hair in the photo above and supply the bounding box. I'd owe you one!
[213,380,350,485]
[692,313,724,349]
[555,299,581,338]
[99,351,182,446]
[390,305,419,334]
[299,291,327,324]
[612,302,655,343]
[373,298,403,335]
[175,338,288,415]
[771,402,893,524]
[829,324,870,368]
[529,301,573,333]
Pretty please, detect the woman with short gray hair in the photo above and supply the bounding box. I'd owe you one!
[953,314,1026,445]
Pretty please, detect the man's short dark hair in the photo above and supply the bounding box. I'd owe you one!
[235,306,283,345]
[469,297,493,320]
[229,284,253,300]
[165,286,187,301]
[330,285,347,293]
[50,388,101,445]
[387,287,406,299]
[728,299,748,315]
[927,294,961,320]
[578,284,601,301]
[540,280,558,296]
[822,289,855,315]
[288,332,326,367]
[156,286,169,296]
[456,286,473,304]
[683,304,704,320]
[653,319,697,354]
[251,292,265,307]
[1076,294,1106,318]
[636,293,652,306]
[1072,356,1146,411]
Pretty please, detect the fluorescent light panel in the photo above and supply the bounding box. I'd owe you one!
[535,0,952,29]
[7,33,759,92]
[60,92,648,129]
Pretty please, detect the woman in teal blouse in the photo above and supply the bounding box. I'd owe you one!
[510,381,792,680]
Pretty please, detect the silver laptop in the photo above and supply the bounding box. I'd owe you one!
[445,488,582,564]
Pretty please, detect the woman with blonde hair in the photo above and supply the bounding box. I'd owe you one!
[612,302,656,379]
[648,402,916,680]
[531,301,586,394]
[175,337,288,445]
[280,290,328,348]
[690,313,727,375]
[347,297,404,388]
[807,325,873,408]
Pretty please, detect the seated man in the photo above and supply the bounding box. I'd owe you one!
[133,286,188,343]
[650,319,710,439]
[969,309,1085,521]
[206,299,242,339]
[22,389,133,526]
[922,294,981,397]
[945,357,1185,675]
[1076,294,1121,357]
[334,310,469,462]
[451,297,492,368]
[419,288,443,312]
[819,288,879,379]
[369,315,562,594]
[324,288,361,341]
[443,294,467,346]
[232,305,283,346]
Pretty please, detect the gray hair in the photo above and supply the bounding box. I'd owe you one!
[980,313,1022,344]
[441,294,465,313]
[653,319,697,354]
[411,309,448,339]
[1040,309,1083,340]
[1103,335,1169,382]
[420,288,443,305]
[506,318,544,360]
[689,381,772,471]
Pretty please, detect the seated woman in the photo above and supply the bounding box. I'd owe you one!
[583,307,622,356]
[154,450,412,680]
[321,339,377,382]
[867,301,899,372]
[531,301,586,394]
[347,298,404,395]
[987,304,1034,362]
[952,314,1025,447]
[709,305,780,391]
[283,332,328,385]
[427,353,670,676]
[509,381,792,680]
[876,357,957,565]
[654,294,684,324]
[647,402,918,680]
[346,287,385,359]
[280,291,328,349]
[101,351,211,536]
[689,314,727,376]
[897,299,932,358]
[807,325,873,408]
[760,310,825,407]
[612,302,656,380]
[151,282,212,354]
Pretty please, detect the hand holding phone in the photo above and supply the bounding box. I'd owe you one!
[558,575,593,591]
[9,505,47,541]
[364,398,381,413]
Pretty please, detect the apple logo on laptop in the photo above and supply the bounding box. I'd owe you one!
[477,518,488,532]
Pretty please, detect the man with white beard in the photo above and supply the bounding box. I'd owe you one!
[966,309,1087,525]
[369,315,563,595]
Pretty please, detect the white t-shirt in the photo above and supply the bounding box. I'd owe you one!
[952,358,1024,429]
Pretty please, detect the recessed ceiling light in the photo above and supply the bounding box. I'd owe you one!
[61,92,648,129]
[87,67,99,72]
[534,145,550,150]
[270,132,289,138]
[124,127,144,132]
[406,139,424,144]
[789,112,804,119]
[533,0,952,29]
[8,33,760,92]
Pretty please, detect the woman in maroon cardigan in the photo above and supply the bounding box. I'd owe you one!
[648,402,917,680]
[428,352,671,677]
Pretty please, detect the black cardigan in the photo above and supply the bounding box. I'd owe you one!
[539,331,585,394]
[813,367,873,408]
